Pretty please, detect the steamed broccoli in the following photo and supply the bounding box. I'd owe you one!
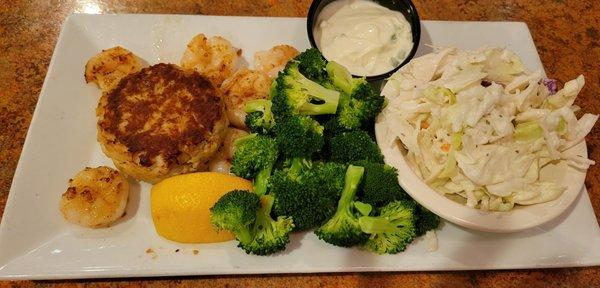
[244,99,275,135]
[270,159,346,231]
[271,61,340,117]
[315,165,369,247]
[210,190,294,255]
[415,204,441,237]
[324,62,385,133]
[314,161,347,197]
[210,190,260,245]
[275,115,325,158]
[230,134,278,195]
[328,130,384,163]
[294,48,328,83]
[359,200,417,254]
[353,160,409,207]
[326,61,366,95]
[245,195,294,255]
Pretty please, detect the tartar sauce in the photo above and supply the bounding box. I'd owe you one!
[314,0,413,76]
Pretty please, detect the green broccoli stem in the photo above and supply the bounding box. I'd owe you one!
[253,195,276,240]
[259,195,275,215]
[233,133,257,147]
[326,61,355,95]
[358,216,396,234]
[297,77,340,115]
[286,157,311,179]
[289,158,304,173]
[254,165,273,196]
[235,226,254,244]
[244,99,270,113]
[314,164,367,247]
[337,165,365,211]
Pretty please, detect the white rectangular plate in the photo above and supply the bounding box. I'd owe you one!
[0,14,599,280]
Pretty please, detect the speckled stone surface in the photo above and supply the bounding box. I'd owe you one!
[0,0,599,286]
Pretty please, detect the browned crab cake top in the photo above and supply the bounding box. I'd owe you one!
[98,63,225,168]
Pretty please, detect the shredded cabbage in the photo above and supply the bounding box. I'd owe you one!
[381,47,597,211]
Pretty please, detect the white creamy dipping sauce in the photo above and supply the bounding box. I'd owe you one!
[314,0,413,76]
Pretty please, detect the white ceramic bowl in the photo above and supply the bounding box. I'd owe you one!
[375,99,588,234]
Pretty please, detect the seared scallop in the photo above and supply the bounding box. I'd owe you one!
[60,166,129,228]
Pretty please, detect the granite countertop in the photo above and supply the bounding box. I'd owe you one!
[0,0,599,286]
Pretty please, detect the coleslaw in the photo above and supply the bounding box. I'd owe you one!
[379,47,597,211]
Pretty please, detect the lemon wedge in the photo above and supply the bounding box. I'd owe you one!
[151,172,253,243]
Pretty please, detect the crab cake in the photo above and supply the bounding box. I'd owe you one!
[97,63,228,184]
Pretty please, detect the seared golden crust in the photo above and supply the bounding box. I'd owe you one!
[97,63,228,183]
[60,166,129,228]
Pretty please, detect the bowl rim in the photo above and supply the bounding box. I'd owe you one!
[306,0,421,82]
[374,113,587,233]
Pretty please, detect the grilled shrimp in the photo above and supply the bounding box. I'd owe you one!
[220,69,271,128]
[60,166,129,228]
[254,45,299,78]
[85,46,142,92]
[220,128,249,160]
[208,128,249,174]
[180,34,240,87]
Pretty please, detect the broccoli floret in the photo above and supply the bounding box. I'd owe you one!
[242,195,294,255]
[352,160,409,207]
[338,87,384,130]
[270,159,346,231]
[325,62,385,133]
[359,200,417,254]
[210,191,294,255]
[415,204,441,237]
[271,61,340,117]
[326,61,365,95]
[275,115,324,158]
[230,134,278,195]
[314,161,347,196]
[210,190,260,244]
[230,134,278,179]
[244,99,275,135]
[315,165,369,247]
[294,48,328,82]
[329,130,384,163]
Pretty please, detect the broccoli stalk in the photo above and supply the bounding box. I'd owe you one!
[244,195,294,255]
[244,99,275,135]
[283,157,309,178]
[315,165,369,247]
[210,191,294,256]
[359,200,417,254]
[272,61,340,117]
[253,165,272,196]
[326,61,364,95]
